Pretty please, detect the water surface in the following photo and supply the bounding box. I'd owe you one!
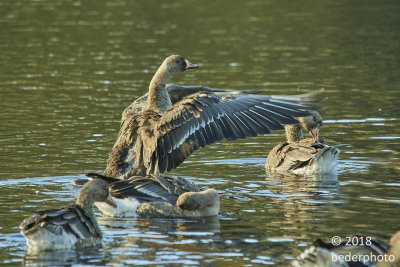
[1,0,399,265]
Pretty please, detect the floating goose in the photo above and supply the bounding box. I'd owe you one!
[19,179,114,250]
[73,173,219,218]
[103,55,319,178]
[265,111,340,175]
[292,231,400,267]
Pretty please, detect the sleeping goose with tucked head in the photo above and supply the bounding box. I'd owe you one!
[72,173,219,218]
[19,179,114,251]
[265,111,340,175]
[103,55,320,179]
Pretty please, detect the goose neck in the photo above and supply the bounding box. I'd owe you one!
[146,65,172,113]
[285,124,304,142]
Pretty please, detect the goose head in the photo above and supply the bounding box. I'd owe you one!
[76,179,115,210]
[147,55,199,113]
[298,111,323,142]
[161,55,200,78]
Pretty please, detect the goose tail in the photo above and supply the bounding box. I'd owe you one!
[307,146,340,175]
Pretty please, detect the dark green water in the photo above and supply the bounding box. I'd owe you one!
[1,0,399,265]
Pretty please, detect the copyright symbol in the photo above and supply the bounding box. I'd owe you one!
[332,236,341,246]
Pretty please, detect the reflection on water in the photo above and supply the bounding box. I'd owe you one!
[22,216,221,266]
[24,248,107,267]
[1,0,399,265]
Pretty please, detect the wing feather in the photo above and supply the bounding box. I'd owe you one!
[20,205,100,241]
[108,175,198,204]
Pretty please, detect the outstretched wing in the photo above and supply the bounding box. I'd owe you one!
[143,90,318,174]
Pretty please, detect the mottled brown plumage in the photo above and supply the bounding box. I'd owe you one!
[137,189,219,218]
[266,111,340,175]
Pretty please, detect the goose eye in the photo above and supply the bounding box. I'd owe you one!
[181,59,187,71]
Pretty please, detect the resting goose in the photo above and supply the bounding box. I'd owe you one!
[265,111,340,175]
[73,173,219,218]
[292,231,400,267]
[103,55,319,179]
[19,179,114,250]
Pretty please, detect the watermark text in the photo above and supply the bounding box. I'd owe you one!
[331,252,395,264]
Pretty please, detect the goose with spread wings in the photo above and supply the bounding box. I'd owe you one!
[103,55,320,179]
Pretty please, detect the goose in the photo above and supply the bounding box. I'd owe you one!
[19,179,114,250]
[103,55,320,179]
[72,173,219,218]
[292,231,400,267]
[265,111,340,175]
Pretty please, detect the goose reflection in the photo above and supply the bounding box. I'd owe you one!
[97,216,221,265]
[262,173,340,239]
[23,246,108,266]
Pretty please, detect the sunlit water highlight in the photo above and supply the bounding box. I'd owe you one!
[1,0,399,265]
